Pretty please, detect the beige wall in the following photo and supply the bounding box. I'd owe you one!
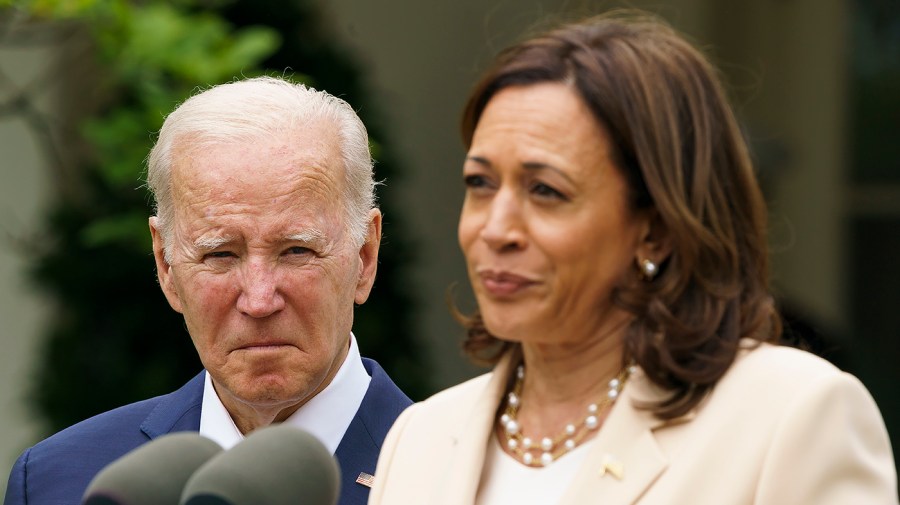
[0,42,55,495]
[710,0,850,332]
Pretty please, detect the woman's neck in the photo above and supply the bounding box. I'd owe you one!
[513,318,629,439]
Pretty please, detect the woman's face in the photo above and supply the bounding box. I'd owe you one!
[459,83,649,345]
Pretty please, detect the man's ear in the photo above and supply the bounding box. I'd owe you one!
[634,209,673,271]
[354,209,382,305]
[149,217,184,313]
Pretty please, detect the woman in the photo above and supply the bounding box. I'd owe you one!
[370,12,897,505]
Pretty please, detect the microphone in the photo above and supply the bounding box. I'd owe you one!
[82,432,223,505]
[180,424,341,505]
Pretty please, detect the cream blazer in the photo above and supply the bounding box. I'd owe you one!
[369,343,897,504]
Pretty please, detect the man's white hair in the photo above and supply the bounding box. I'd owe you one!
[146,76,376,260]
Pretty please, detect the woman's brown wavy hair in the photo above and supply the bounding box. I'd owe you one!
[456,11,781,420]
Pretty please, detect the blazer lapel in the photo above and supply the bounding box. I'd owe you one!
[439,350,520,505]
[334,359,412,505]
[140,371,205,439]
[559,369,670,505]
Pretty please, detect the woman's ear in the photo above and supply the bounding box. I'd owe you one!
[634,209,673,273]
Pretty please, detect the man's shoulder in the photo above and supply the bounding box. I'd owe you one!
[48,397,161,443]
[6,406,154,505]
[25,371,205,459]
[5,373,206,504]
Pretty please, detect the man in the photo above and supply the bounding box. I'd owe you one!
[5,76,411,504]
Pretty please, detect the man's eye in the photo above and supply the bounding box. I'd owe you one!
[285,246,311,255]
[205,251,236,259]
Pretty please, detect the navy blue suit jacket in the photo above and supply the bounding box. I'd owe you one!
[4,358,411,505]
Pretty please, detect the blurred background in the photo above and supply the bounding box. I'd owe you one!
[1,0,897,495]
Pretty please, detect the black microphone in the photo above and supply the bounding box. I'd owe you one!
[82,432,223,505]
[180,424,341,505]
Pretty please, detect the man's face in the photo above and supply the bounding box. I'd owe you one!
[149,124,380,427]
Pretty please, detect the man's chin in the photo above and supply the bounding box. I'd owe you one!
[235,376,311,405]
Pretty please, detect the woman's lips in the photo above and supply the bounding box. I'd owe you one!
[478,269,537,297]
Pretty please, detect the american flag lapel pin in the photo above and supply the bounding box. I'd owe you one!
[356,472,375,488]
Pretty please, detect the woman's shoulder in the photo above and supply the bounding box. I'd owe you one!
[707,342,897,502]
[376,370,498,456]
[710,341,872,411]
[736,340,839,373]
[413,370,496,414]
[729,341,845,385]
[389,369,501,439]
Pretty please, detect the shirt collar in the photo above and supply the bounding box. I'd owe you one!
[199,333,371,453]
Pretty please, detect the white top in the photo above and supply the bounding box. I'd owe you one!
[475,435,592,505]
[199,333,371,453]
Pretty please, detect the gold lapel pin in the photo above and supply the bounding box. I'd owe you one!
[598,454,624,480]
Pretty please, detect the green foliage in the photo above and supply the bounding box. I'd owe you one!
[80,2,280,193]
[28,173,199,430]
[18,0,427,433]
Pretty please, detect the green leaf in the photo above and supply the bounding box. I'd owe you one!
[80,211,151,251]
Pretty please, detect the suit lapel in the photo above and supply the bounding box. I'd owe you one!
[335,358,412,505]
[559,369,670,505]
[335,416,381,504]
[438,350,520,505]
[140,371,205,439]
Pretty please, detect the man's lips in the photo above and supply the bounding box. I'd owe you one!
[477,269,537,296]
[235,341,293,351]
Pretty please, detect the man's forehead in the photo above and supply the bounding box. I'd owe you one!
[170,133,344,198]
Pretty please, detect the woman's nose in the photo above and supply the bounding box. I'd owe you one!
[480,190,527,252]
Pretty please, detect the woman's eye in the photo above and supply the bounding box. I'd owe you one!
[463,174,488,189]
[531,182,566,200]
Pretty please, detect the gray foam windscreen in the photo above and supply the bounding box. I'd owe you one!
[82,432,223,505]
[180,424,340,505]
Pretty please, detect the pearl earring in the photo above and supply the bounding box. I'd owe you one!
[640,259,658,280]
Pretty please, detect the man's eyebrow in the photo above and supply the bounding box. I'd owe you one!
[194,235,233,251]
[286,229,327,243]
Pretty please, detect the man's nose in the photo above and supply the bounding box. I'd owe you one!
[236,260,285,318]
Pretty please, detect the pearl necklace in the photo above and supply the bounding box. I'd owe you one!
[499,363,634,467]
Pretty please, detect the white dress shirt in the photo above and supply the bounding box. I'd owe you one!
[199,333,371,453]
